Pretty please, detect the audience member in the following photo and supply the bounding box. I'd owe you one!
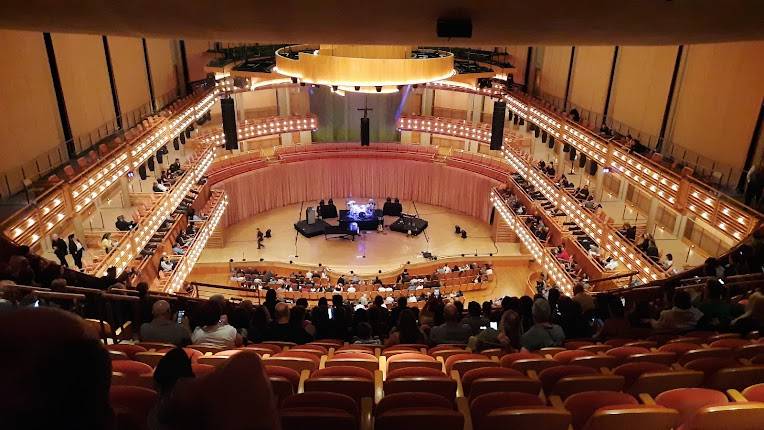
[385,308,426,346]
[265,302,312,344]
[191,301,241,347]
[520,298,565,350]
[650,290,703,331]
[429,303,472,345]
[140,300,191,345]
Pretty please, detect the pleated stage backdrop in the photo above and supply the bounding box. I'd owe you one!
[309,86,403,143]
[212,158,500,228]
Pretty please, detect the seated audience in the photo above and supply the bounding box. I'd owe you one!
[650,290,703,331]
[140,300,191,346]
[521,298,565,350]
[464,301,490,335]
[429,303,472,345]
[265,302,312,344]
[115,214,136,231]
[191,301,241,347]
[385,308,426,346]
[731,292,764,334]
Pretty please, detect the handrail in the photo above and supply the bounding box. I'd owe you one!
[588,271,639,285]
[422,81,759,244]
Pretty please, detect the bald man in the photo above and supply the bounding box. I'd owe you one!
[140,299,191,346]
[429,302,472,345]
[264,302,312,344]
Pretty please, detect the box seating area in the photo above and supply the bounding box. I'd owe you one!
[275,143,438,163]
[446,152,510,182]
[107,331,764,430]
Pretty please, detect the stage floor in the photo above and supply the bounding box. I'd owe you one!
[197,199,523,275]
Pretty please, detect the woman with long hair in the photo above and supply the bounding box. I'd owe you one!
[385,308,426,346]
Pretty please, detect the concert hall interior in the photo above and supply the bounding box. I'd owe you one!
[1,2,764,430]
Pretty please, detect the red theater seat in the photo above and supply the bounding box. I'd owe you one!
[384,367,456,400]
[386,352,442,373]
[564,391,638,430]
[280,392,358,430]
[325,352,379,372]
[375,392,453,416]
[470,392,545,430]
[582,404,679,430]
[107,343,147,359]
[654,387,728,427]
[110,386,158,430]
[461,366,540,399]
[375,407,463,430]
[445,353,498,375]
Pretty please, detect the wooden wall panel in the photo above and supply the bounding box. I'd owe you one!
[52,32,115,139]
[505,45,529,84]
[609,46,676,137]
[0,30,63,174]
[107,36,151,118]
[538,46,572,100]
[240,89,278,119]
[433,89,470,110]
[146,38,179,106]
[569,46,615,115]
[183,39,213,82]
[669,41,764,171]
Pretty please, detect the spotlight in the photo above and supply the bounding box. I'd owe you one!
[291,77,298,84]
[259,258,264,262]
[474,253,478,257]
[229,258,234,263]
[350,271,354,274]
[375,86,382,93]
[412,84,419,89]
[242,258,246,262]
[289,260,293,264]
[489,253,493,256]
[331,85,338,91]
[300,82,306,87]
[461,254,465,257]
[406,261,410,265]
[354,86,360,91]
[318,263,322,267]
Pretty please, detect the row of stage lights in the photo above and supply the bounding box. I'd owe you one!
[4,90,216,246]
[428,81,753,242]
[200,115,319,146]
[94,144,216,277]
[490,190,574,294]
[167,192,229,293]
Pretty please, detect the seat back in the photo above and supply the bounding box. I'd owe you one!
[461,367,540,398]
[110,386,158,430]
[583,405,679,430]
[134,351,166,368]
[469,392,544,430]
[654,387,728,426]
[552,375,625,399]
[326,352,379,372]
[384,367,456,400]
[704,365,764,391]
[265,351,320,373]
[375,407,464,430]
[386,352,442,373]
[445,353,498,374]
[305,367,374,403]
[564,391,638,430]
[376,392,453,416]
[482,407,571,430]
[683,402,764,430]
[627,370,705,397]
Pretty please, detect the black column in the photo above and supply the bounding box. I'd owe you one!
[738,103,764,192]
[102,36,122,131]
[523,46,533,94]
[179,40,191,94]
[43,32,74,158]
[563,46,576,110]
[602,46,620,124]
[142,38,156,111]
[658,45,684,152]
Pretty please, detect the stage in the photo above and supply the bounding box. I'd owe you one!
[197,199,523,275]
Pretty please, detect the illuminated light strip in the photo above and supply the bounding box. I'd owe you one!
[490,190,574,294]
[93,144,216,277]
[200,115,320,146]
[501,146,662,285]
[166,192,228,293]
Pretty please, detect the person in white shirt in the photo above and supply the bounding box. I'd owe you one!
[384,296,394,306]
[153,181,167,192]
[305,271,313,279]
[603,257,619,271]
[660,253,674,271]
[160,255,174,272]
[359,294,369,306]
[442,264,451,274]
[407,295,417,303]
[191,301,241,347]
[347,285,356,293]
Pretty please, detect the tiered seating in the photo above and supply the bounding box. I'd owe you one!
[76,325,764,430]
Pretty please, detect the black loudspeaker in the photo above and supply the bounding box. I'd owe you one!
[436,18,472,38]
[173,137,180,150]
[221,97,238,150]
[147,156,155,172]
[179,131,186,145]
[541,130,548,143]
[548,138,555,149]
[490,101,506,150]
[138,164,147,180]
[569,147,577,161]
[156,150,164,164]
[534,127,540,138]
[507,110,513,121]
[589,161,598,175]
[563,142,570,153]
[513,115,519,125]
[579,153,587,168]
[518,117,525,125]
[360,117,370,146]
[185,128,191,138]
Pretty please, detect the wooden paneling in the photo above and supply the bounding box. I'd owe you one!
[538,46,572,100]
[183,39,213,82]
[145,38,179,104]
[669,41,764,172]
[609,46,677,137]
[52,32,115,138]
[0,30,63,175]
[569,46,615,115]
[107,36,151,117]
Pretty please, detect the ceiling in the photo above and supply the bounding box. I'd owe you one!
[0,0,762,46]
